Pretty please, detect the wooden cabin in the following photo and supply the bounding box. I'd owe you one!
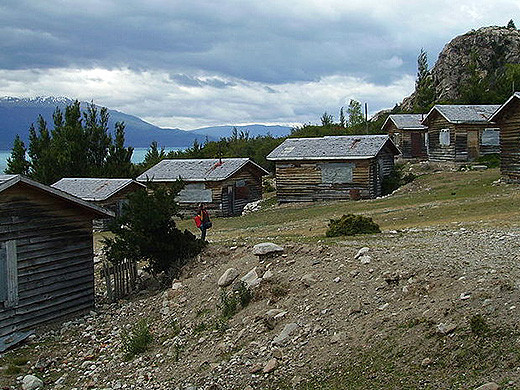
[137,158,269,216]
[489,92,520,182]
[381,114,428,159]
[266,135,400,202]
[52,178,145,217]
[422,105,500,162]
[0,175,112,349]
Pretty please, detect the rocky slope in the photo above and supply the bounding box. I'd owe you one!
[402,26,520,110]
[1,224,520,389]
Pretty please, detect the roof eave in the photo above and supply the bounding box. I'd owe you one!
[489,93,520,122]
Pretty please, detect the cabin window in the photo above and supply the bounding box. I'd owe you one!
[319,163,354,184]
[235,180,250,200]
[0,241,18,308]
[481,128,500,146]
[439,129,450,146]
[177,183,213,203]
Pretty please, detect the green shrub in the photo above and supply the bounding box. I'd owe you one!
[237,281,253,308]
[121,319,153,359]
[381,164,416,196]
[326,214,381,237]
[219,290,239,320]
[476,153,500,168]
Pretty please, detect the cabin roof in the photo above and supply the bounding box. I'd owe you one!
[382,114,427,130]
[266,135,400,161]
[137,158,269,182]
[489,92,520,122]
[423,104,500,124]
[0,174,114,217]
[52,178,145,201]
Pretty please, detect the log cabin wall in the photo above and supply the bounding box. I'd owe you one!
[0,183,96,338]
[274,150,395,203]
[427,116,457,162]
[496,98,520,182]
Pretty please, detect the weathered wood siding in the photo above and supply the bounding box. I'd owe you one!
[495,99,520,182]
[428,115,498,162]
[384,122,427,159]
[0,183,96,338]
[275,147,395,202]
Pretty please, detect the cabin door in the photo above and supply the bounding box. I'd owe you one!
[410,132,422,157]
[467,131,479,160]
[225,185,235,216]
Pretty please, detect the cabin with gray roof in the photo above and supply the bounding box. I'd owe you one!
[381,114,428,159]
[137,158,269,216]
[52,178,145,216]
[0,175,112,349]
[489,92,520,182]
[266,135,400,202]
[422,104,500,162]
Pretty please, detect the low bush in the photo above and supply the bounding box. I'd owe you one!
[219,290,239,320]
[381,163,416,196]
[237,281,253,308]
[326,214,381,237]
[476,153,500,168]
[121,319,153,359]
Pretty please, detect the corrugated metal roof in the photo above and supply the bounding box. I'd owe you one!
[489,92,520,122]
[425,104,500,124]
[0,175,113,217]
[384,114,427,130]
[51,178,144,201]
[266,135,399,161]
[137,158,268,182]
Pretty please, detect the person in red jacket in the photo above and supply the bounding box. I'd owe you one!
[196,204,211,241]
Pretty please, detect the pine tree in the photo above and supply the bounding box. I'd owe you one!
[414,49,436,112]
[339,107,346,128]
[507,19,516,29]
[106,122,134,177]
[320,112,334,126]
[5,135,30,175]
[346,100,364,127]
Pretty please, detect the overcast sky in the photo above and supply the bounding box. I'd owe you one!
[1,0,519,129]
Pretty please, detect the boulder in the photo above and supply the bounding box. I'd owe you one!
[241,267,261,288]
[253,242,284,257]
[22,375,43,390]
[301,273,317,287]
[475,383,499,390]
[218,268,239,287]
[273,323,298,345]
[354,247,370,259]
[263,358,278,373]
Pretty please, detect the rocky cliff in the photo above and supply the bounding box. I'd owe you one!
[402,26,520,110]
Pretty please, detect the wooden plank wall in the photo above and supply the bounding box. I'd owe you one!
[497,99,520,182]
[0,184,95,338]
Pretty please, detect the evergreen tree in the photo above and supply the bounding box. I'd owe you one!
[346,100,364,127]
[339,107,346,128]
[5,135,30,175]
[414,49,436,112]
[140,141,166,172]
[507,19,516,29]
[320,112,334,126]
[106,122,134,177]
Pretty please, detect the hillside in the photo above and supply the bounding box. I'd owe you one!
[0,97,292,150]
[402,25,520,110]
[1,166,520,389]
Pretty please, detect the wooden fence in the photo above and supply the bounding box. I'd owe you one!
[102,258,138,302]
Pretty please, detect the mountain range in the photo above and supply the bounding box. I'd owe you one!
[0,97,292,149]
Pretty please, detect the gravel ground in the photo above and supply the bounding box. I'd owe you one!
[2,225,520,390]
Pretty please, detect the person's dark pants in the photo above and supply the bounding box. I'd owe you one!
[200,227,207,241]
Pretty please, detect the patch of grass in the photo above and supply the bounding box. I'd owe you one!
[5,365,23,375]
[170,319,182,337]
[193,321,208,334]
[237,281,253,308]
[469,314,489,336]
[219,290,239,320]
[120,319,153,360]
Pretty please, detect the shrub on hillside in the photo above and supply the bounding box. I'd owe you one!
[381,164,416,196]
[121,319,153,359]
[103,182,205,278]
[326,214,381,237]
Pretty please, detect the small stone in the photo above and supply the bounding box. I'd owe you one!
[22,375,44,390]
[330,332,346,344]
[241,268,261,288]
[171,281,183,290]
[354,247,369,259]
[249,363,263,373]
[263,270,274,280]
[263,358,278,373]
[253,242,284,256]
[333,277,341,283]
[272,348,283,359]
[301,274,317,287]
[436,323,457,335]
[359,255,372,264]
[421,357,432,366]
[460,292,471,300]
[273,323,298,345]
[218,268,239,287]
[474,383,499,390]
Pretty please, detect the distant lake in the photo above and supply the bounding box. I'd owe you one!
[0,147,185,174]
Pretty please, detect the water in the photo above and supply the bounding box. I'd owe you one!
[0,147,185,174]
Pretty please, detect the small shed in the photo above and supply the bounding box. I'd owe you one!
[422,104,500,162]
[381,114,428,158]
[51,178,145,216]
[488,92,520,182]
[266,135,400,202]
[137,158,269,216]
[0,175,112,347]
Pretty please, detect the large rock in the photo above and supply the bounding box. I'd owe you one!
[273,323,298,345]
[22,375,43,390]
[218,268,239,287]
[253,242,284,257]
